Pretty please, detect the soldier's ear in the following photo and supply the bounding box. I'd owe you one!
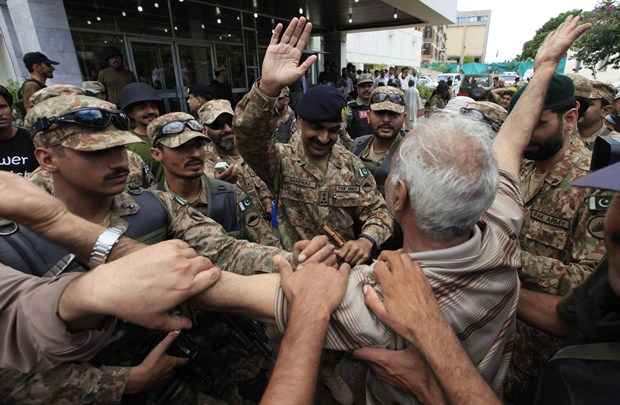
[150,147,163,162]
[35,147,61,173]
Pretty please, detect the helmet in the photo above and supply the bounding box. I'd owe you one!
[118,82,161,111]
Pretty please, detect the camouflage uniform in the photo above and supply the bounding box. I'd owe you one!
[463,100,507,135]
[198,100,275,219]
[235,83,392,250]
[341,73,374,140]
[274,87,297,143]
[12,95,288,405]
[147,112,281,247]
[504,134,608,402]
[582,80,618,149]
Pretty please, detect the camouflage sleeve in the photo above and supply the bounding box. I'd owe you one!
[338,128,354,151]
[153,190,289,274]
[126,150,154,189]
[235,187,282,248]
[353,165,393,247]
[520,196,606,295]
[0,364,130,404]
[234,82,283,194]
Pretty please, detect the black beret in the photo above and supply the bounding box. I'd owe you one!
[508,73,575,113]
[296,85,346,122]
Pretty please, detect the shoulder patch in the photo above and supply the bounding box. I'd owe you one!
[174,195,189,206]
[587,215,606,239]
[588,195,611,212]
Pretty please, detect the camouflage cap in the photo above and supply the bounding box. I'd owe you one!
[464,101,508,131]
[29,84,85,108]
[27,95,143,151]
[147,112,208,148]
[197,99,234,125]
[357,73,374,85]
[566,73,593,98]
[278,86,290,98]
[591,81,616,104]
[82,81,106,96]
[370,86,405,114]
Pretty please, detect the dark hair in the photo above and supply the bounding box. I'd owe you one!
[189,82,214,100]
[0,86,13,107]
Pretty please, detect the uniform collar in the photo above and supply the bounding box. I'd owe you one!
[160,175,209,206]
[544,134,590,186]
[291,134,345,180]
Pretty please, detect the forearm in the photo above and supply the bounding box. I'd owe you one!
[412,319,501,405]
[261,305,330,405]
[493,63,556,176]
[521,250,597,295]
[192,271,279,323]
[518,288,568,336]
[31,212,142,266]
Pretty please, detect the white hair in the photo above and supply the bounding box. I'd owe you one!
[391,112,498,240]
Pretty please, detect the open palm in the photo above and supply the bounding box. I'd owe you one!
[260,17,317,96]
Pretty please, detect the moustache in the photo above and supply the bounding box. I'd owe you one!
[104,169,130,181]
[141,113,158,120]
[185,159,204,168]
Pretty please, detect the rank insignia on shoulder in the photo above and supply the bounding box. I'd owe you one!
[359,167,370,178]
[239,197,252,212]
[174,195,188,206]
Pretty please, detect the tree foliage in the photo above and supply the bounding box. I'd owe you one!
[574,0,620,70]
[519,1,620,71]
[519,9,582,60]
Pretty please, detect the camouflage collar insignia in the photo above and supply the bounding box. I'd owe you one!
[174,194,189,206]
[359,167,370,178]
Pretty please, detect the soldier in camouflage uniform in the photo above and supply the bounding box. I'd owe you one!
[351,86,407,195]
[568,73,619,149]
[149,111,281,247]
[3,94,294,404]
[26,84,153,192]
[273,86,297,143]
[341,73,375,140]
[234,24,392,266]
[198,99,275,219]
[504,74,608,403]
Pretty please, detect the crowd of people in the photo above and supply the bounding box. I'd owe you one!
[0,14,620,405]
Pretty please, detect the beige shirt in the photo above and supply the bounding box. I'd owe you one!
[274,170,524,403]
[0,265,116,373]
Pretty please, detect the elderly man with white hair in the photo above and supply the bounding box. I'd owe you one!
[184,15,553,404]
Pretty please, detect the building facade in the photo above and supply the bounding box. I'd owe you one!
[0,0,455,110]
[445,10,491,63]
[417,25,447,64]
[346,28,423,69]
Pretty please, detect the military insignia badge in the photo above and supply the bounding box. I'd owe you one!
[587,215,606,239]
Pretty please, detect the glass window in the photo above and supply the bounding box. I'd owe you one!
[214,44,247,90]
[178,45,214,90]
[171,2,243,43]
[64,0,173,37]
[70,31,128,81]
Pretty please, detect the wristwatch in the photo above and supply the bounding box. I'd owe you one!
[88,226,125,268]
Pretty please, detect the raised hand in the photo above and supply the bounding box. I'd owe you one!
[259,17,317,97]
[535,14,591,69]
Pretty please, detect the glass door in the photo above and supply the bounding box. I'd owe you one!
[127,39,183,113]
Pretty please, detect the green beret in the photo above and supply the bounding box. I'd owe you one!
[508,74,575,113]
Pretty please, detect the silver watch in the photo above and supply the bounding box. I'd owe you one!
[88,226,125,267]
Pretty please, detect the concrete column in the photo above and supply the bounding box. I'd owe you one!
[6,0,82,84]
[323,31,346,70]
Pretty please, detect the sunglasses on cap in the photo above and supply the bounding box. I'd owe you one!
[371,93,405,106]
[208,114,233,130]
[32,107,130,136]
[460,107,501,132]
[154,119,204,144]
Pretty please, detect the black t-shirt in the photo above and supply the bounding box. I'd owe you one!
[0,128,38,178]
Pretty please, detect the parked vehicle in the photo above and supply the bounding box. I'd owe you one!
[500,72,519,85]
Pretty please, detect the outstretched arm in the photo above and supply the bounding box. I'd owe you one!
[493,16,590,178]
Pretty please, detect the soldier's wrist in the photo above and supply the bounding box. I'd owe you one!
[258,78,283,98]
